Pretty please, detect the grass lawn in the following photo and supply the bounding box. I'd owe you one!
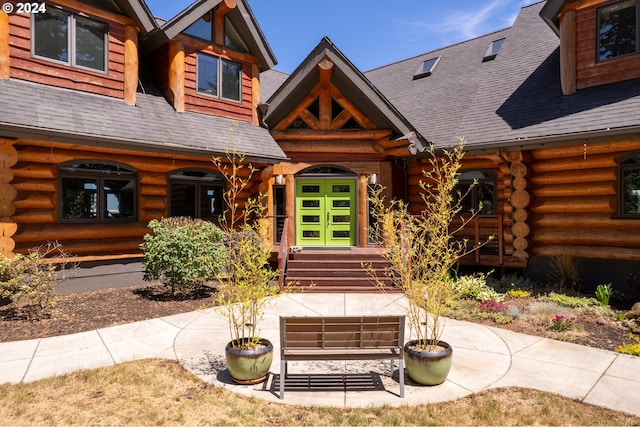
[1,359,639,426]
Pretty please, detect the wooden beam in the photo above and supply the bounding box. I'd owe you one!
[271,129,392,141]
[0,11,8,80]
[278,140,380,154]
[331,86,377,129]
[318,58,334,130]
[214,0,237,47]
[559,10,576,95]
[273,86,321,130]
[252,63,260,125]
[169,39,185,112]
[357,175,368,247]
[123,25,139,106]
[49,0,136,26]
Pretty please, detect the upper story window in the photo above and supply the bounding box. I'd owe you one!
[32,6,108,73]
[184,12,248,53]
[169,170,224,221]
[620,152,640,217]
[456,170,496,215]
[598,0,638,62]
[59,162,137,222]
[197,52,242,102]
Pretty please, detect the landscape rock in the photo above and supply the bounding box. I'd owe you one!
[625,302,640,319]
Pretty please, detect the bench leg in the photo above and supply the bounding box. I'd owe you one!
[399,358,405,398]
[280,360,286,399]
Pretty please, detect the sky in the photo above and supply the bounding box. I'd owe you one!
[145,0,538,74]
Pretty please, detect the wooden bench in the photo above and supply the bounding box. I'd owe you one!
[279,315,405,399]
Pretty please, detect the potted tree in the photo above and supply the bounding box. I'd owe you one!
[212,141,280,385]
[369,138,488,385]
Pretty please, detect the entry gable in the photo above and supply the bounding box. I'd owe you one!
[264,37,427,158]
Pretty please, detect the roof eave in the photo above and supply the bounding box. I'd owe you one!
[461,126,640,155]
[540,0,570,36]
[0,123,289,164]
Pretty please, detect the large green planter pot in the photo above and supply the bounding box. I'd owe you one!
[225,338,274,384]
[404,340,453,385]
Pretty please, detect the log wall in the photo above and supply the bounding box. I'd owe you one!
[8,139,262,258]
[575,5,640,89]
[8,1,128,99]
[528,139,640,262]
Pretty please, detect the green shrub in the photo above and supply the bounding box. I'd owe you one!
[615,334,640,356]
[0,242,76,320]
[595,283,613,306]
[141,217,226,295]
[487,272,535,293]
[546,292,597,308]
[455,273,504,302]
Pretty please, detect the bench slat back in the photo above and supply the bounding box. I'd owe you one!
[281,316,404,350]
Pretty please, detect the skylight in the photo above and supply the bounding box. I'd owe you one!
[413,56,441,79]
[483,38,505,62]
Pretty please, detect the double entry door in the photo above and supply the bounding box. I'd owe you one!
[296,179,356,246]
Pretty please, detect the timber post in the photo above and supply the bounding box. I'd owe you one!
[168,40,185,112]
[0,10,8,79]
[0,139,17,258]
[507,151,530,260]
[123,25,139,106]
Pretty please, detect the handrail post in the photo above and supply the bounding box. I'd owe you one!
[278,217,290,291]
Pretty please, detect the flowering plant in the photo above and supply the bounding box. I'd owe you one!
[551,315,577,332]
[479,300,508,313]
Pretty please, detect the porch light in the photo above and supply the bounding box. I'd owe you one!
[275,174,284,185]
[368,174,378,185]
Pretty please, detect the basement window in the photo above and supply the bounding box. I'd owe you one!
[482,38,505,62]
[413,56,441,79]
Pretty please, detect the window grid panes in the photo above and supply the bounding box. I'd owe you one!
[60,163,136,222]
[32,8,107,72]
[197,52,242,102]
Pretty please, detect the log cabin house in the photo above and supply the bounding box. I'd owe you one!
[1,0,639,291]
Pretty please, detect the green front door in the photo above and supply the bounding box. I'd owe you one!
[296,179,356,246]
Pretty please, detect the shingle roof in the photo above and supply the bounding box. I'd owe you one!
[0,78,287,162]
[365,1,640,153]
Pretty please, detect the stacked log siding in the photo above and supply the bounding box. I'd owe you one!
[10,139,262,257]
[528,140,640,262]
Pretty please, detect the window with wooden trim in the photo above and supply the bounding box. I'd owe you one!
[32,6,108,73]
[620,152,640,217]
[598,0,638,62]
[169,170,225,221]
[59,162,137,222]
[196,52,242,102]
[456,170,497,215]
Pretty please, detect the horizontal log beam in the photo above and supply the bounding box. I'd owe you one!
[271,129,392,141]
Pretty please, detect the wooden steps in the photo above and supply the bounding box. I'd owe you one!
[283,249,399,293]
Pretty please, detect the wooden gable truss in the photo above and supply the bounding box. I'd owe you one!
[270,58,415,162]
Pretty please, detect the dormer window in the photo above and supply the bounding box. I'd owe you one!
[413,56,441,79]
[196,52,242,102]
[598,0,638,62]
[482,38,505,62]
[31,7,108,73]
